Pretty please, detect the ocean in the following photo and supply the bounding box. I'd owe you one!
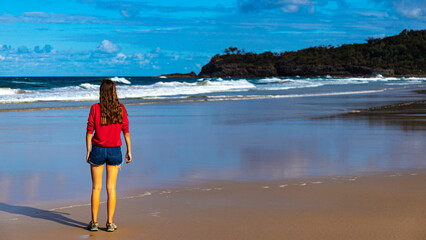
[1,75,425,110]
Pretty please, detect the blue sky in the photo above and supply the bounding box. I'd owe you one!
[0,0,425,76]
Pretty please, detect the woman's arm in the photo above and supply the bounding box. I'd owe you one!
[86,133,93,163]
[124,132,132,163]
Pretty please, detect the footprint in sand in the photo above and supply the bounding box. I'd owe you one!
[150,211,161,217]
[160,190,172,195]
[138,192,152,197]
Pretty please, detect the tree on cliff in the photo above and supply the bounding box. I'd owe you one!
[223,46,245,55]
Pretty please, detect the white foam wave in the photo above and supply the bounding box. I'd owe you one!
[405,77,426,80]
[0,88,27,96]
[257,79,323,90]
[386,81,423,85]
[110,77,131,84]
[0,79,256,104]
[203,90,386,101]
[0,88,17,96]
[11,81,44,85]
[257,77,293,83]
[0,76,423,104]
[325,76,400,83]
[120,79,256,99]
[79,83,99,89]
[256,76,423,88]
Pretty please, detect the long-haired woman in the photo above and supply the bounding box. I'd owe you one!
[86,78,132,232]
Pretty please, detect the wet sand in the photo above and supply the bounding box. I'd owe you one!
[1,171,425,240]
[1,87,425,239]
[339,99,426,130]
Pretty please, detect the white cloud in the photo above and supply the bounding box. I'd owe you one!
[239,0,314,13]
[97,40,119,53]
[281,5,299,13]
[0,55,5,61]
[133,53,151,66]
[393,0,425,20]
[357,11,389,18]
[112,53,126,63]
[400,7,423,18]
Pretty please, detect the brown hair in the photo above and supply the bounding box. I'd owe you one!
[99,78,123,125]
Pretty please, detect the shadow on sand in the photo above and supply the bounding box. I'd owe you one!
[0,202,86,229]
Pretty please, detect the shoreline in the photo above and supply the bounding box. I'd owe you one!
[1,86,425,113]
[1,169,425,240]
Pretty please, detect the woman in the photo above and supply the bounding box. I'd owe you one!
[86,78,132,232]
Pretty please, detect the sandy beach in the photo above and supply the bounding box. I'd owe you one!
[1,0,425,238]
[1,171,425,240]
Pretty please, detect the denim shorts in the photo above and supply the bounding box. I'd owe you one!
[89,145,123,166]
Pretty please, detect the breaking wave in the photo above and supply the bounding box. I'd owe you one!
[0,76,424,104]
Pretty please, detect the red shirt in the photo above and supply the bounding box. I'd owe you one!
[86,103,129,147]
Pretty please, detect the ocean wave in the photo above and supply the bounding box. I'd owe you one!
[198,90,386,101]
[0,76,423,105]
[0,79,257,104]
[110,77,131,84]
[0,88,27,96]
[257,77,293,83]
[151,89,387,102]
[405,77,426,80]
[256,79,323,90]
[385,81,423,85]
[112,89,387,103]
[120,79,256,99]
[79,83,99,89]
[11,81,44,85]
[256,76,421,87]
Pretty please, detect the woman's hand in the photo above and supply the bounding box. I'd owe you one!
[86,133,93,164]
[123,132,132,164]
[126,151,132,164]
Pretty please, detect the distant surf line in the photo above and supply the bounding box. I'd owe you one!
[0,89,386,113]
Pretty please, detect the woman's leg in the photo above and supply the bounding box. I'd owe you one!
[91,164,104,223]
[106,164,120,223]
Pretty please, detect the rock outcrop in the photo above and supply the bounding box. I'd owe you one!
[199,29,425,78]
[154,71,197,78]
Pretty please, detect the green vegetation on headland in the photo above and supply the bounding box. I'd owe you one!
[198,29,426,78]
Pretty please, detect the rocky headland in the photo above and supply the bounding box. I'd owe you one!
[153,71,197,78]
[198,29,425,78]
